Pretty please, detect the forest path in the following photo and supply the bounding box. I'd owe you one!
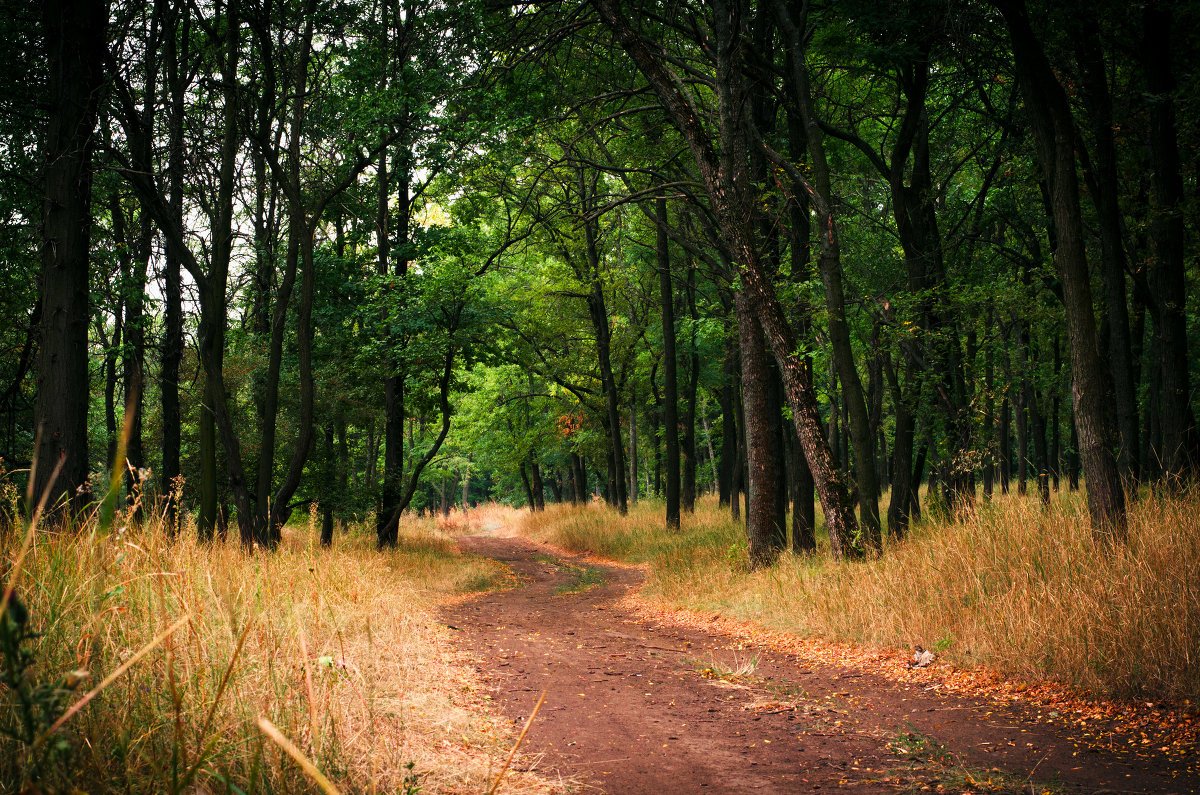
[445,534,1187,794]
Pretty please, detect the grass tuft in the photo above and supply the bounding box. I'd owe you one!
[0,502,550,794]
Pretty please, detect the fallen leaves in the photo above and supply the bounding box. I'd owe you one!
[622,591,1199,779]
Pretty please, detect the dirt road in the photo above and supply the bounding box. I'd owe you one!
[444,535,1192,793]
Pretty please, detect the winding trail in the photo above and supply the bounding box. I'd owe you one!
[445,533,1191,793]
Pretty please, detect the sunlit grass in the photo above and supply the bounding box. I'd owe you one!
[519,488,1200,705]
[0,498,549,794]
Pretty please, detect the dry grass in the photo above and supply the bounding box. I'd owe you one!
[519,490,1200,706]
[0,500,553,794]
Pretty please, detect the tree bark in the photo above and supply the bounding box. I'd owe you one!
[34,0,108,513]
[998,0,1127,538]
[590,0,859,554]
[681,261,700,513]
[1075,18,1139,483]
[1142,2,1195,481]
[658,196,681,528]
[159,0,188,529]
[737,293,784,567]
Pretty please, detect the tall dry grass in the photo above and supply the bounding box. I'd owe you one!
[520,490,1200,705]
[0,498,548,794]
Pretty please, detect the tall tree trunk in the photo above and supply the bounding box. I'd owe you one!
[983,328,995,498]
[159,0,188,528]
[681,261,700,513]
[1075,18,1139,483]
[999,0,1127,538]
[774,0,879,548]
[34,0,107,513]
[590,0,860,553]
[657,199,681,527]
[585,208,628,515]
[1142,3,1195,481]
[628,385,639,505]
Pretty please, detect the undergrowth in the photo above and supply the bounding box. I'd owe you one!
[0,489,547,794]
[519,489,1200,706]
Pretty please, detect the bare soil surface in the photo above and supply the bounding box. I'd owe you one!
[445,534,1195,794]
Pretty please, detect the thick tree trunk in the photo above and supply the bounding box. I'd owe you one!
[34,0,107,513]
[738,293,784,567]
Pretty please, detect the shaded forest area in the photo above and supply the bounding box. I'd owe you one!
[3,0,1198,562]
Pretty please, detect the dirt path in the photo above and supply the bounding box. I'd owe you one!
[445,535,1193,793]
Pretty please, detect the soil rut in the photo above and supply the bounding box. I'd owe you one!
[445,534,1192,793]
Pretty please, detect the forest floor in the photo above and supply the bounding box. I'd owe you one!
[444,526,1197,794]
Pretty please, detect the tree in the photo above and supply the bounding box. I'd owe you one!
[996,0,1127,539]
[33,0,109,513]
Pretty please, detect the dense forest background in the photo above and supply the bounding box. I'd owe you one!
[3,0,1198,561]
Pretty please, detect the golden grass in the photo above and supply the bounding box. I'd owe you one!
[0,503,553,794]
[518,489,1200,705]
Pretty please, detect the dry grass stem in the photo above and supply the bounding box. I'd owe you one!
[258,716,344,795]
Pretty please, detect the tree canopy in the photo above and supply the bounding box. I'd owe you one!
[3,0,1198,562]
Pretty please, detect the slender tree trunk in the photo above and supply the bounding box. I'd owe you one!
[718,339,738,507]
[658,197,681,527]
[999,0,1127,538]
[586,227,628,514]
[321,423,334,547]
[159,0,188,528]
[1075,18,1139,483]
[1016,343,1029,497]
[731,379,745,523]
[103,296,123,467]
[886,358,916,538]
[519,461,535,509]
[983,330,995,498]
[681,262,700,513]
[591,0,860,553]
[629,386,639,505]
[1142,3,1195,480]
[531,459,545,511]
